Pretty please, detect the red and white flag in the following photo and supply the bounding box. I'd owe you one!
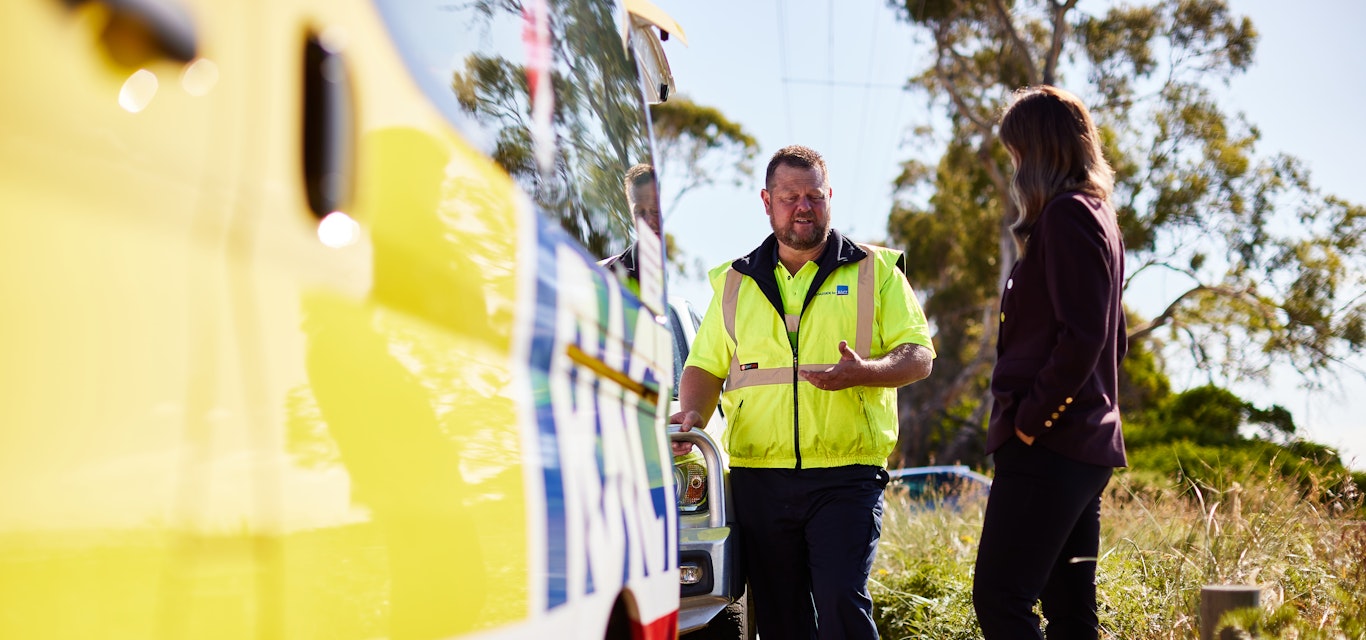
[522,0,554,176]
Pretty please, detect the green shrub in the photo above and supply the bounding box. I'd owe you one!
[1126,441,1365,517]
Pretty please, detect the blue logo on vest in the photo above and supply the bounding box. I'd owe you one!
[836,285,849,296]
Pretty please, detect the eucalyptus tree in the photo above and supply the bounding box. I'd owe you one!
[649,95,759,221]
[446,3,758,266]
[649,95,760,277]
[885,0,1366,466]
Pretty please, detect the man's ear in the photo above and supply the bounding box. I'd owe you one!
[760,188,771,212]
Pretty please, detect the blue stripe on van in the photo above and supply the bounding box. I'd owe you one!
[529,218,568,608]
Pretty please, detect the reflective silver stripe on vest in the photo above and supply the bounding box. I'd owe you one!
[723,269,744,344]
[721,248,878,385]
[854,245,875,359]
[727,363,842,391]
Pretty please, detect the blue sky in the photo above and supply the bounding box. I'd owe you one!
[653,0,1366,469]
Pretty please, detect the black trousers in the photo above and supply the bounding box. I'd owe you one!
[731,465,889,640]
[973,438,1113,640]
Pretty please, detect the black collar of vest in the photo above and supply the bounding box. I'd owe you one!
[730,229,868,322]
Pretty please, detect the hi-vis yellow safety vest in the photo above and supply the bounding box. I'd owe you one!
[699,231,930,469]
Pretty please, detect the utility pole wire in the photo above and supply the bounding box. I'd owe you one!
[781,78,905,89]
[776,0,794,142]
[852,4,880,229]
[826,0,835,151]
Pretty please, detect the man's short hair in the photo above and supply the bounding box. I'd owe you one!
[765,145,828,190]
[624,163,656,190]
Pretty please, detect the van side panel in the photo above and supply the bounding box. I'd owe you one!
[0,0,678,637]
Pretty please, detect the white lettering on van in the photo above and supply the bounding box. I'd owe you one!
[626,308,675,574]
[547,245,669,603]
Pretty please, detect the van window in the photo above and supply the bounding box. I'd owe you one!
[668,304,689,399]
[372,0,656,260]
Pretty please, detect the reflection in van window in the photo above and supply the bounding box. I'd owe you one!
[668,304,688,399]
[373,0,655,259]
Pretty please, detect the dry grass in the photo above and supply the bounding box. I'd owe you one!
[872,468,1366,639]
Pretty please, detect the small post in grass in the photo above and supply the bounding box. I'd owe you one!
[1200,584,1261,640]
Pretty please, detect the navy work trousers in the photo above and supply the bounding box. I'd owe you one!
[973,438,1114,639]
[731,465,889,640]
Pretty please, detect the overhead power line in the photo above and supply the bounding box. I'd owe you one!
[852,4,880,226]
[776,0,794,141]
[827,0,835,151]
[781,78,906,90]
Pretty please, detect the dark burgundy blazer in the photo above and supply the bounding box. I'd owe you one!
[986,192,1128,467]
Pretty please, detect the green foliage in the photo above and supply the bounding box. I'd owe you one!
[647,95,759,279]
[889,138,1007,465]
[1115,329,1171,438]
[1094,470,1365,638]
[1112,365,1365,511]
[883,0,1366,467]
[1125,440,1365,520]
[1156,384,1248,446]
[872,492,986,639]
[448,0,653,256]
[648,95,758,200]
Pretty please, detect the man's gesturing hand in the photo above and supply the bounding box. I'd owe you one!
[800,342,932,390]
[799,340,863,391]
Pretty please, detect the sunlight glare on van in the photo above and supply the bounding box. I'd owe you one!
[180,58,219,96]
[117,68,157,113]
[318,211,360,248]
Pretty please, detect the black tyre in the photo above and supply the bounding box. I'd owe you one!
[604,596,632,640]
[684,586,755,640]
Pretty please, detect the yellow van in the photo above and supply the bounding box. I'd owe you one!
[0,0,685,638]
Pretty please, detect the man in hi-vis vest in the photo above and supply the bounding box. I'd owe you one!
[671,145,935,639]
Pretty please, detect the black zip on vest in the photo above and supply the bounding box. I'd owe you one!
[730,229,868,469]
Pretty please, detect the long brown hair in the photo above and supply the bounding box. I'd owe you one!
[998,85,1114,253]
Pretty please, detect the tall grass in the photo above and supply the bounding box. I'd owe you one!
[872,467,1366,639]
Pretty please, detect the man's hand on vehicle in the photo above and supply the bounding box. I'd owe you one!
[669,409,705,456]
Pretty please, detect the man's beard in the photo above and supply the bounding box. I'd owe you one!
[773,217,829,251]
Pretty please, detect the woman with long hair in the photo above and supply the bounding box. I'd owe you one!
[973,85,1128,640]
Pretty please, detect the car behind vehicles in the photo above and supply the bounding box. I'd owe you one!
[665,298,753,640]
[888,465,993,511]
[1,0,684,638]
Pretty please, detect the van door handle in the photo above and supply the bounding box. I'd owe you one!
[66,0,198,64]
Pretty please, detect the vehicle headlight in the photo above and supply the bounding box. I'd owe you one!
[673,461,707,512]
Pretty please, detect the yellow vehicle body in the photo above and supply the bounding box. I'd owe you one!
[0,0,679,638]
